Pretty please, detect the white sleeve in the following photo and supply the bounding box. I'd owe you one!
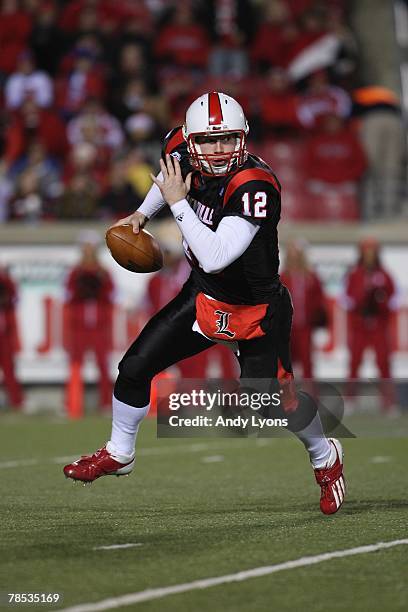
[170,198,259,274]
[137,172,165,219]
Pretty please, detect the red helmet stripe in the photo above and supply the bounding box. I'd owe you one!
[165,127,184,154]
[208,92,223,125]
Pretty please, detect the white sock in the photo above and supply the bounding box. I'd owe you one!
[293,413,332,468]
[108,395,149,459]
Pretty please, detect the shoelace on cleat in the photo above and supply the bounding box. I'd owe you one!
[78,447,106,464]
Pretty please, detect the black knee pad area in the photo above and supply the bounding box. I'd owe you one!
[114,355,152,406]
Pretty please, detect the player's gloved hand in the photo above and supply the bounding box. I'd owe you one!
[151,154,192,207]
[109,211,147,234]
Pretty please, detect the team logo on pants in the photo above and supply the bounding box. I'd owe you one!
[214,310,235,338]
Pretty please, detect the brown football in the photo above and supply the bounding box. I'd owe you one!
[105,225,163,273]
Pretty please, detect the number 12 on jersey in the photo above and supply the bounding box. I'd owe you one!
[242,192,267,218]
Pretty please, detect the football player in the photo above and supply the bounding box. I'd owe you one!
[64,92,346,514]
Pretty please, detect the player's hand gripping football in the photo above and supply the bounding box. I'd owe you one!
[108,210,147,235]
[150,154,192,207]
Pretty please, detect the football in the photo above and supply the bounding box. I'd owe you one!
[105,225,163,273]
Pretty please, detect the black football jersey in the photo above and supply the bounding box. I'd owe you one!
[161,126,282,305]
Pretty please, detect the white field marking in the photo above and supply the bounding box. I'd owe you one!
[93,544,143,551]
[370,456,392,464]
[57,539,408,612]
[0,459,38,468]
[201,455,224,463]
[0,440,252,470]
[255,438,274,447]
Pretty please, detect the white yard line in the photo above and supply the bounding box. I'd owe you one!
[370,456,392,464]
[0,440,254,470]
[0,459,38,468]
[201,455,225,463]
[93,544,143,551]
[57,539,408,612]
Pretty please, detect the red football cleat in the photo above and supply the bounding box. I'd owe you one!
[314,438,346,515]
[63,444,134,483]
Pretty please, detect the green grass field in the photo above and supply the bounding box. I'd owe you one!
[0,413,407,612]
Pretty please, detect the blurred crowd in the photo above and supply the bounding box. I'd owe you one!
[0,0,405,223]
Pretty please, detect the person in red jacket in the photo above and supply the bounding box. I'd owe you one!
[259,68,301,136]
[0,267,24,409]
[3,99,68,168]
[0,0,32,75]
[55,47,106,119]
[281,240,327,378]
[64,233,115,415]
[154,3,210,73]
[305,113,366,185]
[345,238,397,412]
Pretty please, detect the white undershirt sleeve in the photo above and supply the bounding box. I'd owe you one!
[170,198,259,274]
[137,172,165,219]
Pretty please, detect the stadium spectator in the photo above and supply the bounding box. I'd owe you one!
[109,77,149,124]
[281,240,327,378]
[200,0,254,78]
[99,158,141,220]
[250,0,295,73]
[29,0,64,76]
[285,9,341,82]
[0,266,24,409]
[297,69,351,129]
[66,98,124,159]
[4,48,53,109]
[344,238,398,413]
[325,3,359,86]
[58,0,153,38]
[107,43,158,126]
[58,168,99,219]
[353,86,405,220]
[8,164,55,221]
[154,3,210,75]
[110,7,153,63]
[62,140,107,189]
[8,141,62,201]
[55,46,106,119]
[3,99,68,168]
[159,69,196,125]
[109,77,168,140]
[304,113,366,186]
[259,68,302,136]
[63,232,115,415]
[124,148,155,201]
[0,0,32,77]
[58,0,123,35]
[0,163,13,221]
[111,42,151,89]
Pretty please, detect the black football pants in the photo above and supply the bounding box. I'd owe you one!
[114,274,294,409]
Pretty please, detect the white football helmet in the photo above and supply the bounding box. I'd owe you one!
[182,91,249,176]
